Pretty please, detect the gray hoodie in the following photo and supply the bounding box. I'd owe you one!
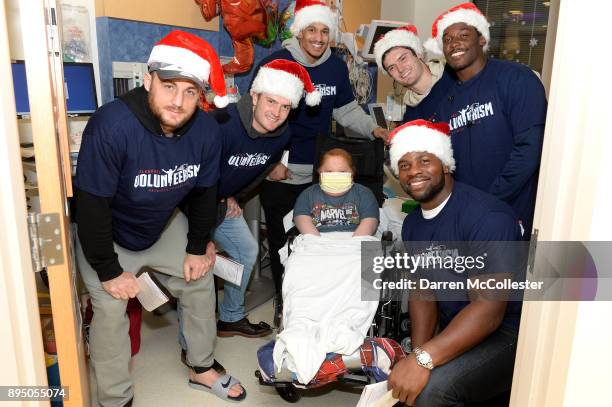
[276,38,378,185]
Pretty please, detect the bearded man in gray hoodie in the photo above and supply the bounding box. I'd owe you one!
[250,0,387,324]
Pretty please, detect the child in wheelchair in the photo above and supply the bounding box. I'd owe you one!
[293,148,380,237]
[255,149,406,401]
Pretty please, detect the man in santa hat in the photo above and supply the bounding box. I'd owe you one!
[75,30,246,405]
[374,24,450,110]
[204,60,321,338]
[250,0,389,324]
[405,2,547,241]
[386,119,524,406]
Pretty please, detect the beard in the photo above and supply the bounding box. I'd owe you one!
[402,172,445,204]
[148,93,192,133]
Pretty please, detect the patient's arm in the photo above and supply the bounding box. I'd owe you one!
[294,215,321,236]
[352,217,378,236]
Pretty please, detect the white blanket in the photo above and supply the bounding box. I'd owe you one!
[273,232,380,384]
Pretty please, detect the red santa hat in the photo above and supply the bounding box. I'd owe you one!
[147,30,229,108]
[423,2,490,58]
[250,59,321,107]
[388,119,455,175]
[290,0,337,37]
[373,25,423,74]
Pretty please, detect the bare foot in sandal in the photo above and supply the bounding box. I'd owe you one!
[189,368,244,399]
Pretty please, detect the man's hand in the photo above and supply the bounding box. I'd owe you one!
[372,127,390,143]
[225,197,242,218]
[268,163,291,181]
[388,354,431,405]
[183,241,216,282]
[102,271,140,300]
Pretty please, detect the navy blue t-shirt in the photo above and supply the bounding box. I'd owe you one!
[216,104,291,198]
[252,50,354,165]
[76,99,221,251]
[404,59,547,236]
[401,182,523,330]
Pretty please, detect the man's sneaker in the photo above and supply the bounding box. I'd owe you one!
[217,317,272,338]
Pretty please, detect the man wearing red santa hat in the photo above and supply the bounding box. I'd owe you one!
[252,0,389,325]
[75,30,246,405]
[386,119,523,406]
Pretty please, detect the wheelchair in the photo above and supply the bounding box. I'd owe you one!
[253,130,411,403]
[254,229,408,403]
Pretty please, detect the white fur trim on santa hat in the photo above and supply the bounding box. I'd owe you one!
[389,126,455,175]
[251,66,307,107]
[374,29,424,74]
[290,4,336,37]
[148,44,211,87]
[424,8,490,58]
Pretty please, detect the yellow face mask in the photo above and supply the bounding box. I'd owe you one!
[320,172,353,194]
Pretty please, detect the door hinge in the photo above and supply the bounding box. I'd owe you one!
[27,212,65,272]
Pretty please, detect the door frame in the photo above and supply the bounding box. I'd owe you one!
[14,0,90,405]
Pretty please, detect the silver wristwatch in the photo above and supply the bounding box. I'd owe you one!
[413,347,434,370]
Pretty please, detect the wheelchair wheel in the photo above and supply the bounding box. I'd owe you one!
[399,313,411,335]
[401,336,412,354]
[276,384,301,403]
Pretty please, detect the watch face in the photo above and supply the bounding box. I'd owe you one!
[417,353,430,364]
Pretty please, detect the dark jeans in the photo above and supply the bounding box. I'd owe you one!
[415,325,518,407]
[259,180,311,294]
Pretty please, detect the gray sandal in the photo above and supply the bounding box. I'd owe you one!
[188,374,247,403]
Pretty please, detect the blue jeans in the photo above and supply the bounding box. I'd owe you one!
[213,214,259,323]
[415,325,518,406]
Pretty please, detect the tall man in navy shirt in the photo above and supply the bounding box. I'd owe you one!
[386,119,522,406]
[211,60,321,337]
[406,2,547,239]
[251,0,388,319]
[75,31,246,405]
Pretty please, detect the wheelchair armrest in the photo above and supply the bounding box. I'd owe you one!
[286,226,300,256]
[382,230,393,243]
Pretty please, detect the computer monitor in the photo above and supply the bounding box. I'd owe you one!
[360,20,408,62]
[11,60,98,117]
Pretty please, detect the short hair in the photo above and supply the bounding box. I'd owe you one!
[382,46,418,71]
[319,148,355,174]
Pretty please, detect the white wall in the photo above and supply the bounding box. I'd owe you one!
[511,0,612,404]
[380,0,414,23]
[380,0,465,41]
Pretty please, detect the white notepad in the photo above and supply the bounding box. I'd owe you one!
[280,150,289,167]
[283,210,295,233]
[213,255,244,286]
[136,272,169,312]
[356,381,398,407]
